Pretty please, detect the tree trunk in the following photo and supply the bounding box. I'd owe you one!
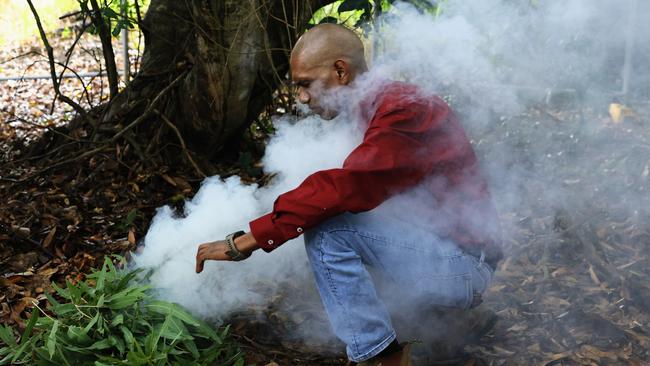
[103,0,334,162]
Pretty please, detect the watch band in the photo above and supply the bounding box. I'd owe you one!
[225,231,250,261]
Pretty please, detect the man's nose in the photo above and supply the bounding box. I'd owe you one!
[298,89,310,104]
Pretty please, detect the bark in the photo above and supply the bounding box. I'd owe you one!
[103,0,335,162]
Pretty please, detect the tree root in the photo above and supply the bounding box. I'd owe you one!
[8,68,190,184]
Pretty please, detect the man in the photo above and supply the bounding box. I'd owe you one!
[196,24,502,366]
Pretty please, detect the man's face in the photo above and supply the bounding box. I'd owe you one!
[290,54,349,119]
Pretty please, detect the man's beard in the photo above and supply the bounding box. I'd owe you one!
[295,103,339,120]
[299,86,349,120]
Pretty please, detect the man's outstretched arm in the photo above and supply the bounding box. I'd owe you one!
[195,89,471,268]
[195,232,258,273]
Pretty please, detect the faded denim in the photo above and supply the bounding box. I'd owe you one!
[304,211,493,362]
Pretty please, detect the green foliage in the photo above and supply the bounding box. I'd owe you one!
[308,0,368,28]
[0,256,244,366]
[78,0,146,38]
[308,0,446,29]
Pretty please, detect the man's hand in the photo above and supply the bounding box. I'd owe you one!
[195,232,259,273]
[195,240,231,273]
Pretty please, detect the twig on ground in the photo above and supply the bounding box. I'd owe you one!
[0,141,80,169]
[7,116,90,143]
[20,145,111,182]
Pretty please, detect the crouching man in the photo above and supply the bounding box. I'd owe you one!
[195,23,502,366]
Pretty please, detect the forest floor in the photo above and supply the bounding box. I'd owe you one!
[2,30,650,366]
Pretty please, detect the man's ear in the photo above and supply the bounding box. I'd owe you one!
[334,60,351,85]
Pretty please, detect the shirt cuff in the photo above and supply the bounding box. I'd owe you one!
[249,213,284,252]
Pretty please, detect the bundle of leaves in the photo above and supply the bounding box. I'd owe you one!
[0,257,244,366]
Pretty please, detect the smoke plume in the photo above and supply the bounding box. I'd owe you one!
[134,0,650,359]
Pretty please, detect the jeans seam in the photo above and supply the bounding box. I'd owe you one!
[352,331,397,362]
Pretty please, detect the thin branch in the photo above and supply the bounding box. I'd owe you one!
[87,0,119,99]
[133,0,144,75]
[26,0,88,120]
[52,60,93,107]
[7,116,91,143]
[280,0,295,49]
[0,141,80,169]
[52,20,93,113]
[0,51,39,66]
[18,145,112,183]
[154,109,207,178]
[11,55,94,107]
[59,10,84,20]
[133,0,143,26]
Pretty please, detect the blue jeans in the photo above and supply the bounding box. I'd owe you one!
[304,212,494,362]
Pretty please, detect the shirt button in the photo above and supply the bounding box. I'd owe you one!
[267,240,274,245]
[297,227,303,233]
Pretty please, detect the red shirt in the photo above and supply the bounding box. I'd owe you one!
[250,82,502,258]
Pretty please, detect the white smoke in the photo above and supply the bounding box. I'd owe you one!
[133,0,647,354]
[135,114,363,319]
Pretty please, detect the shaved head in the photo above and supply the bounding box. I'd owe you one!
[291,23,368,76]
[289,23,368,118]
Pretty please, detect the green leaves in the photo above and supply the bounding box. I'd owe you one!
[146,301,201,327]
[338,0,372,13]
[46,321,59,358]
[117,208,140,232]
[79,0,137,38]
[319,16,339,25]
[338,0,373,27]
[0,256,244,365]
[308,0,446,29]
